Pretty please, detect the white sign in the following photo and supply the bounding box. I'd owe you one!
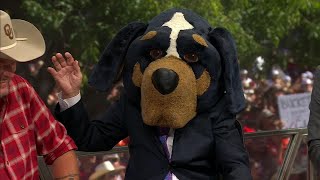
[277,93,311,129]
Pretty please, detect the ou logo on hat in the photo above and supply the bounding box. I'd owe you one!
[4,24,14,39]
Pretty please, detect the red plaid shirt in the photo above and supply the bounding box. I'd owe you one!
[0,75,77,180]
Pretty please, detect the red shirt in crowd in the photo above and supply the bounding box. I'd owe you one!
[0,75,77,179]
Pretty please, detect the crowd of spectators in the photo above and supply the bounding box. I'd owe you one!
[239,66,314,133]
[78,153,128,180]
[239,64,314,180]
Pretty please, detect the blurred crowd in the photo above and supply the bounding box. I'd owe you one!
[238,67,313,133]
[239,66,313,133]
[78,153,129,180]
[239,60,314,180]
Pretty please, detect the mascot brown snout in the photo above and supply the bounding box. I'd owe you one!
[132,55,210,128]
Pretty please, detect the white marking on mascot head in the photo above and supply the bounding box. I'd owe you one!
[162,12,194,58]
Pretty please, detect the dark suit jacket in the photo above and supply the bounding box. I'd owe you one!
[308,67,320,168]
[55,93,252,180]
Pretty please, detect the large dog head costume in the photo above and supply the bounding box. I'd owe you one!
[89,8,245,129]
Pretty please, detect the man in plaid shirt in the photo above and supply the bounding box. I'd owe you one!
[0,10,79,179]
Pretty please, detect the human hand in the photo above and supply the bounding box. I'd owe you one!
[47,52,82,99]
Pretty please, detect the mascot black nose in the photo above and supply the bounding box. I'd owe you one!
[152,68,179,95]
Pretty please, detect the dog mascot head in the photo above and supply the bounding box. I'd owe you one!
[89,8,245,129]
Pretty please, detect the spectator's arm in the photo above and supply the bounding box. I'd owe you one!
[51,150,79,180]
[27,85,77,165]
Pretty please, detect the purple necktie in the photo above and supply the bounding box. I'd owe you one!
[158,127,172,180]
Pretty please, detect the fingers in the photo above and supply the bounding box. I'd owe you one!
[72,60,82,76]
[56,53,68,68]
[47,67,58,78]
[65,52,75,66]
[51,52,75,71]
[51,56,62,71]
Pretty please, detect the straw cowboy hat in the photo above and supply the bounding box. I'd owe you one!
[89,161,125,180]
[0,10,45,62]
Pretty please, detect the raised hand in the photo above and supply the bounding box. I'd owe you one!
[47,52,82,99]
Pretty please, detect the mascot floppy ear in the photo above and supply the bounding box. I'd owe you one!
[88,22,147,92]
[208,27,245,114]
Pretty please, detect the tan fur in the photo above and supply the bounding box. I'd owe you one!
[140,31,157,40]
[196,70,211,95]
[132,56,211,128]
[192,34,208,47]
[140,56,196,128]
[132,63,142,87]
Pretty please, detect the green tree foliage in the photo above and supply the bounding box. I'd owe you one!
[21,0,320,86]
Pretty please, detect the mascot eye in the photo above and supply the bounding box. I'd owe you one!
[184,53,198,63]
[150,49,164,60]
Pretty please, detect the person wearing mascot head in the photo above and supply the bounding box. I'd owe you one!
[48,8,252,180]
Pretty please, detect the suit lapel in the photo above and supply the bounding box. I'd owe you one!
[143,123,167,159]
